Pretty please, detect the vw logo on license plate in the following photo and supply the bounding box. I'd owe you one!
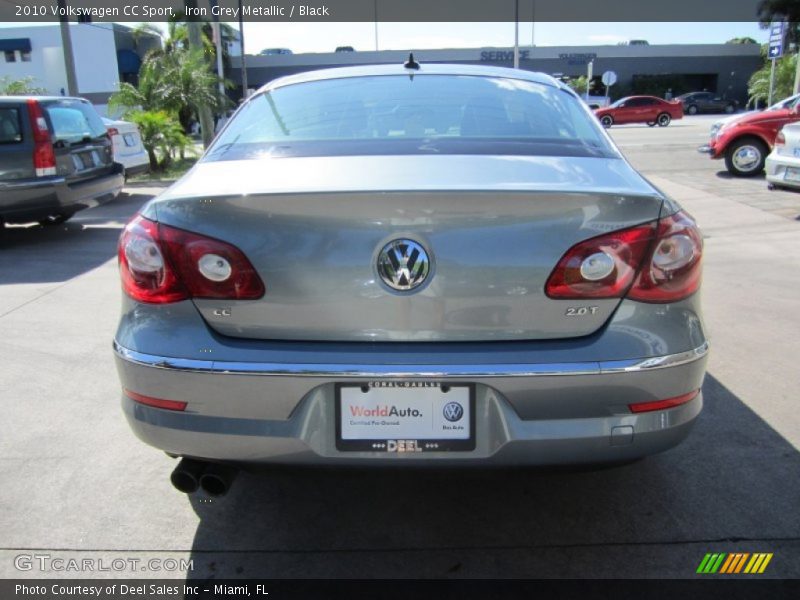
[443,401,464,422]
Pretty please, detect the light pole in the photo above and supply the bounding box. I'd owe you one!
[237,0,248,100]
[513,0,519,69]
[57,0,78,96]
[374,0,379,51]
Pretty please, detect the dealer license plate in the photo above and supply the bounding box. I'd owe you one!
[336,382,475,452]
[785,167,800,182]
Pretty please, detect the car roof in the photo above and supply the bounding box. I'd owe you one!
[0,95,90,103]
[257,63,568,94]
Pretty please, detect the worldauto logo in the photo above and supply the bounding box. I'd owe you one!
[443,402,464,422]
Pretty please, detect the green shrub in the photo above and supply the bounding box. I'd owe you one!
[125,110,191,171]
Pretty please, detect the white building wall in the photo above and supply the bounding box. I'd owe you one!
[69,23,119,94]
[0,24,120,114]
[0,26,67,94]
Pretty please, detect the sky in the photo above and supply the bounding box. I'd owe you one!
[237,22,769,53]
[0,21,769,52]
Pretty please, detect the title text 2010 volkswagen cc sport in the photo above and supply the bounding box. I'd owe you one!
[113,63,707,496]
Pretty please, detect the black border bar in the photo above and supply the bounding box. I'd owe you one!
[3,579,800,600]
[1,0,764,23]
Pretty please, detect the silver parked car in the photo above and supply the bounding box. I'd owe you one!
[114,63,707,496]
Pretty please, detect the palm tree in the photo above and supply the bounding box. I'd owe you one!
[748,52,798,107]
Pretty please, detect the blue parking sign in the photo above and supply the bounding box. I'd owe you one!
[769,21,785,58]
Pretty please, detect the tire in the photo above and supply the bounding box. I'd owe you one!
[657,113,671,127]
[724,137,768,177]
[687,105,698,115]
[600,115,613,128]
[724,104,735,114]
[647,121,656,127]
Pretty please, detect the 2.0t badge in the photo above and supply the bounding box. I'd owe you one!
[377,239,431,291]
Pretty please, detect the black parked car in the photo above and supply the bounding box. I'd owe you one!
[0,96,123,226]
[677,92,738,115]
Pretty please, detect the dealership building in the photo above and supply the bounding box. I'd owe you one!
[233,43,763,104]
[0,29,763,110]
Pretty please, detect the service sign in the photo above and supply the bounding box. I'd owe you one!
[336,383,475,452]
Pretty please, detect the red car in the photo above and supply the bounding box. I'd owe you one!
[698,93,800,176]
[594,96,683,128]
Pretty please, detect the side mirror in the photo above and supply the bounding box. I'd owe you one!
[791,104,800,115]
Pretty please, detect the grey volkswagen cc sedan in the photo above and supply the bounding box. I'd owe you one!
[114,63,707,495]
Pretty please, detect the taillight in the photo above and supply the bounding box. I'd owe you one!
[545,211,702,303]
[26,99,56,177]
[628,211,703,303]
[107,127,119,137]
[118,214,265,304]
[545,222,657,299]
[775,131,785,148]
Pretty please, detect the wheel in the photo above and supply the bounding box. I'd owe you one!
[600,115,613,128]
[657,113,671,127]
[724,137,768,177]
[647,121,656,127]
[687,105,698,115]
[724,104,735,114]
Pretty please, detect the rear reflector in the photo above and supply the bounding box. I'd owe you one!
[628,390,699,413]
[124,389,187,411]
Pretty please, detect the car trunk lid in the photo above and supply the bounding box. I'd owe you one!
[151,155,664,342]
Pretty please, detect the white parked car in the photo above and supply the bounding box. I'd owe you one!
[766,122,800,190]
[102,117,149,178]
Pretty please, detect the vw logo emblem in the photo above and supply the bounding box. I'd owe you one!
[377,239,431,291]
[442,402,464,422]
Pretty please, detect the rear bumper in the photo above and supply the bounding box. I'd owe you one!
[114,338,708,466]
[765,152,800,188]
[120,161,150,177]
[0,163,123,223]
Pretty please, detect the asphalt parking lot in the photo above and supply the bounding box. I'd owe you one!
[1,114,799,580]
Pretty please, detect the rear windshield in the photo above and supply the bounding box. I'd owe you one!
[207,74,616,161]
[43,99,107,144]
[0,107,22,144]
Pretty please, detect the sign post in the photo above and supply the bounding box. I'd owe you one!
[768,21,785,107]
[586,59,594,102]
[602,70,617,106]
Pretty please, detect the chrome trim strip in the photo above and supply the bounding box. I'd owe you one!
[598,342,710,374]
[113,341,708,379]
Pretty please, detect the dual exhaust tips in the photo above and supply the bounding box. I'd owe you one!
[170,458,237,497]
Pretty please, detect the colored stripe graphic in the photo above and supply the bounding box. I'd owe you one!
[744,553,774,574]
[720,553,749,574]
[697,553,727,573]
[733,553,750,573]
[699,553,773,574]
[719,554,736,574]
